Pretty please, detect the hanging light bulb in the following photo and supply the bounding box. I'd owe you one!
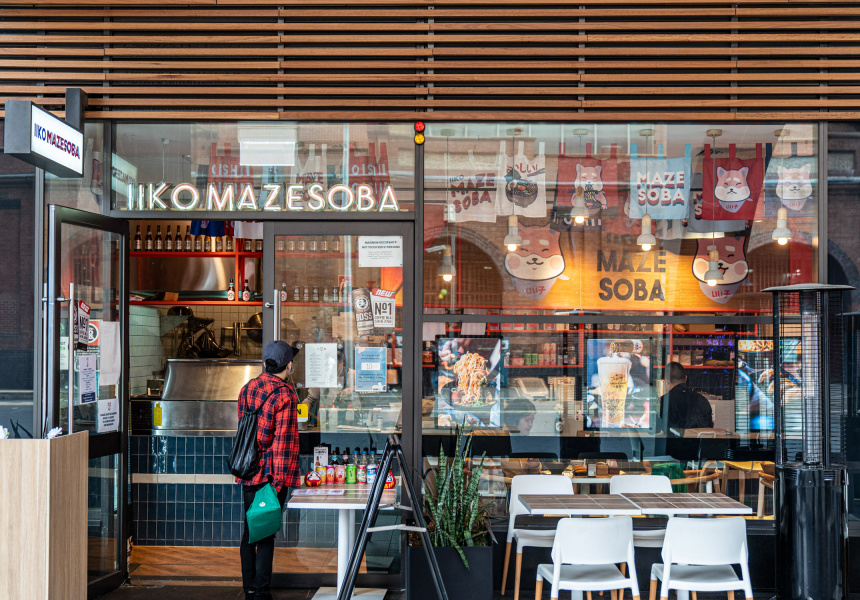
[570,186,588,224]
[636,214,656,252]
[437,245,455,282]
[772,207,791,246]
[503,215,523,252]
[704,246,724,287]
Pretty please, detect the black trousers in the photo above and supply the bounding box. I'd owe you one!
[240,482,289,597]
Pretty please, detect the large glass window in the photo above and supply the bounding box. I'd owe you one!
[0,120,36,438]
[424,123,819,316]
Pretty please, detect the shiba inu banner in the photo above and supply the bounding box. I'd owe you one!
[701,143,764,221]
[496,140,547,218]
[764,142,817,219]
[627,143,692,221]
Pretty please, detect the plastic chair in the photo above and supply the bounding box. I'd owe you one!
[609,475,673,549]
[535,516,640,600]
[649,517,753,600]
[671,461,723,493]
[501,474,574,600]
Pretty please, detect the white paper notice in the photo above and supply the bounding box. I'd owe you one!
[59,337,69,371]
[304,343,338,388]
[97,398,119,433]
[78,352,98,405]
[358,236,403,267]
[97,321,121,386]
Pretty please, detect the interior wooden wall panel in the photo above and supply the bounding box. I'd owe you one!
[0,1,859,120]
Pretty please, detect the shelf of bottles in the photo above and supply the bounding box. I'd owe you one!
[130,221,262,305]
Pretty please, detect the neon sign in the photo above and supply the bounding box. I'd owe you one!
[121,182,401,213]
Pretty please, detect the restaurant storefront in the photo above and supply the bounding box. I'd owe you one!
[19,115,856,596]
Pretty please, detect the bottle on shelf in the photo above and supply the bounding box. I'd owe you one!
[145,225,153,251]
[184,226,193,251]
[280,282,288,302]
[326,456,336,483]
[322,287,329,303]
[174,226,182,252]
[320,237,329,252]
[244,238,252,252]
[255,239,263,252]
[293,285,300,302]
[332,286,339,303]
[331,236,340,253]
[308,236,317,252]
[303,286,310,302]
[165,225,173,251]
[241,279,251,302]
[312,286,319,302]
[215,235,223,252]
[225,235,234,252]
[194,233,202,253]
[204,235,211,252]
[297,238,306,252]
[286,238,295,252]
[227,278,235,302]
[155,225,163,251]
[133,225,142,251]
[276,237,285,252]
[333,447,341,464]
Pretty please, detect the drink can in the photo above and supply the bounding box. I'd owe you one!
[352,288,375,336]
[326,464,336,482]
[366,464,378,486]
[317,465,328,485]
[357,465,367,484]
[335,464,346,484]
[346,464,357,484]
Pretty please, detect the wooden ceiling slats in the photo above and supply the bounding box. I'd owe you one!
[0,1,858,120]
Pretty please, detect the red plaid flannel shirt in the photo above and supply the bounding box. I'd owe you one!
[236,372,302,491]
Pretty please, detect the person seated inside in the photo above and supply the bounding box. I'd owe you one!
[659,362,714,436]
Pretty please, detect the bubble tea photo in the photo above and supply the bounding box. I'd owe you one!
[597,354,632,427]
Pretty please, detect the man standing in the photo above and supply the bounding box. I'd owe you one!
[659,362,714,435]
[237,341,301,600]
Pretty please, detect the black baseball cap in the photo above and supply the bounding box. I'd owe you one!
[263,340,299,370]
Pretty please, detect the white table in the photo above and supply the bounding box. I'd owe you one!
[620,492,753,516]
[288,483,397,600]
[517,493,642,516]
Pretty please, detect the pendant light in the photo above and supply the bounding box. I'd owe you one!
[706,129,724,287]
[704,246,723,287]
[637,129,656,251]
[438,245,455,282]
[771,130,791,247]
[504,215,523,252]
[637,214,656,252]
[772,207,791,246]
[570,128,590,224]
[438,128,457,283]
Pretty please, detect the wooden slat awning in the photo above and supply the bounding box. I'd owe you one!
[0,0,858,120]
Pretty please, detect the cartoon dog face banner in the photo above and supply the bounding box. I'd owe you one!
[627,143,692,221]
[496,140,547,219]
[701,144,764,221]
[691,234,751,304]
[764,142,817,219]
[503,221,569,300]
[551,143,621,233]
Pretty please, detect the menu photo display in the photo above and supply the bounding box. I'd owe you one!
[585,338,654,431]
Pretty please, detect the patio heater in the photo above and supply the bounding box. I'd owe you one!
[766,284,852,600]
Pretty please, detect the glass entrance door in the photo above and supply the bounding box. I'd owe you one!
[46,206,129,596]
[263,220,413,588]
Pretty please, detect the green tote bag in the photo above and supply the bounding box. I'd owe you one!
[246,483,283,543]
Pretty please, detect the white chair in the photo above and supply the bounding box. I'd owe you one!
[535,516,640,600]
[501,474,574,600]
[649,517,753,600]
[609,475,673,549]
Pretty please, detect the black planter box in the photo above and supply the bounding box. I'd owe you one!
[407,544,493,600]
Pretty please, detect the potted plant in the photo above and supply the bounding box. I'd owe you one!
[407,425,495,600]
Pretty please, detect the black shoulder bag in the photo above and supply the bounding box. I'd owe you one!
[226,384,283,480]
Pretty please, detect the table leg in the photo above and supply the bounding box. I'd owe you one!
[337,508,356,594]
[739,472,746,505]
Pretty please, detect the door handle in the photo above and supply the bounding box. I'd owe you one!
[264,302,274,309]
